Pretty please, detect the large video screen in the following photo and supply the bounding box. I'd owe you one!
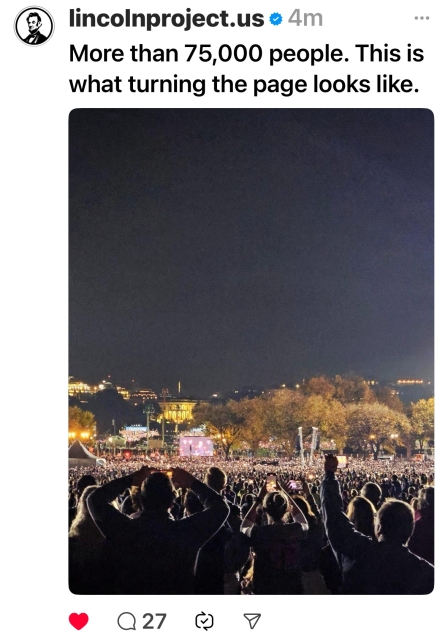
[180,436,214,457]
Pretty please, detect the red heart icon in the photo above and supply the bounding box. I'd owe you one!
[69,613,89,630]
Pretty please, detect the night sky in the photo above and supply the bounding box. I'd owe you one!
[69,109,434,396]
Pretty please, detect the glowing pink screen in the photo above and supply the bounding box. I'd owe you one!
[180,436,214,456]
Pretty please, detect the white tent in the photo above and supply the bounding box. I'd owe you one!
[68,439,98,468]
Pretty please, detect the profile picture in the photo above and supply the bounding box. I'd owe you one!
[14,6,54,46]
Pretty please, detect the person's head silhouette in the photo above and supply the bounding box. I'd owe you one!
[23,11,48,44]
[26,12,42,34]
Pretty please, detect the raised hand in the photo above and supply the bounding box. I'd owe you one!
[258,481,269,499]
[301,478,311,497]
[171,467,195,489]
[278,479,291,495]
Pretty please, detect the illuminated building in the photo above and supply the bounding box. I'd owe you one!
[97,380,114,391]
[158,400,197,422]
[130,388,158,403]
[68,377,92,396]
[389,379,433,403]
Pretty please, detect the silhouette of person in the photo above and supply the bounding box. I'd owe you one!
[22,12,48,44]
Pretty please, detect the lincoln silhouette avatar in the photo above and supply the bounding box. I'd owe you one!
[22,12,48,44]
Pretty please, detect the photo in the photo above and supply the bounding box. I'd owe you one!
[69,109,434,595]
[14,6,54,45]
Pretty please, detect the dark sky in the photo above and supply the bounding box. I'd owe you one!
[69,109,434,397]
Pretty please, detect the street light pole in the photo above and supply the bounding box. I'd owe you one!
[161,388,168,447]
[144,403,156,456]
[298,427,304,465]
[391,433,398,457]
[146,409,150,454]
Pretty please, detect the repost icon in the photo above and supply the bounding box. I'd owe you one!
[244,614,261,630]
[117,612,137,631]
[195,612,214,630]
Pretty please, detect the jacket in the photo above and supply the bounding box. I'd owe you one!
[320,471,434,594]
[87,475,229,594]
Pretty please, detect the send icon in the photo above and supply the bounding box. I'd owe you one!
[243,614,261,630]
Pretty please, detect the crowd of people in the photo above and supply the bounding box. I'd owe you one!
[69,454,434,595]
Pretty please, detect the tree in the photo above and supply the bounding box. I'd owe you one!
[261,389,305,456]
[410,398,435,450]
[333,375,375,406]
[239,390,348,456]
[375,387,404,413]
[347,402,411,459]
[69,406,96,435]
[300,395,347,452]
[236,396,269,454]
[76,388,140,434]
[303,376,336,399]
[192,401,245,460]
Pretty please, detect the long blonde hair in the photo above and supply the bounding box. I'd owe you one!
[69,485,104,545]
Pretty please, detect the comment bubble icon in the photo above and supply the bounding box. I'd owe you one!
[117,612,137,631]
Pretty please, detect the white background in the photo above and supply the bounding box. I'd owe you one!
[2,1,445,638]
